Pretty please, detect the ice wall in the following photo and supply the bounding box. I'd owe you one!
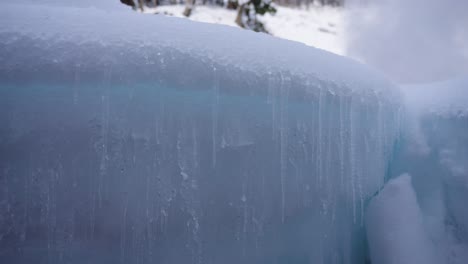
[0,3,401,264]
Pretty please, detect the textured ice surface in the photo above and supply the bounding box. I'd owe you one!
[0,3,401,264]
[366,174,438,264]
[393,78,468,264]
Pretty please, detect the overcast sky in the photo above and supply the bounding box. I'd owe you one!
[345,0,468,84]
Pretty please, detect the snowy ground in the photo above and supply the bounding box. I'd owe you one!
[144,5,345,55]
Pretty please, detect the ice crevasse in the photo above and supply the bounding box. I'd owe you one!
[365,78,468,264]
[0,2,402,264]
[382,78,468,264]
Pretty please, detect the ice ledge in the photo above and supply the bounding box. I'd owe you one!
[0,3,400,103]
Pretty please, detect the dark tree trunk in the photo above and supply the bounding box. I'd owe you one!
[138,0,145,11]
[183,0,195,17]
[235,4,246,28]
[120,0,136,7]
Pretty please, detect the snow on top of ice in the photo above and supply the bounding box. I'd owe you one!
[403,77,468,117]
[0,3,399,102]
[146,5,345,55]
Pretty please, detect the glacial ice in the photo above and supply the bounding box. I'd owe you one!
[0,2,404,264]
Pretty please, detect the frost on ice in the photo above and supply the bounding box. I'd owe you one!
[0,3,402,264]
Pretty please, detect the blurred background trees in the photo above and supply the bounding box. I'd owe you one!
[120,0,343,33]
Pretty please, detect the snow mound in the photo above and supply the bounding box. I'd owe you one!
[366,174,438,264]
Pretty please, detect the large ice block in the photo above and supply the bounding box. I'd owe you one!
[0,3,402,264]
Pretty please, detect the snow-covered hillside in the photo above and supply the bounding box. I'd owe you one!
[146,5,345,55]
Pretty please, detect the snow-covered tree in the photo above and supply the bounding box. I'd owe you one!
[235,0,276,33]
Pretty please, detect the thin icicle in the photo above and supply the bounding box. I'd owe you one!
[279,72,290,223]
[98,67,112,208]
[339,95,345,191]
[121,194,129,264]
[317,85,324,187]
[269,73,279,142]
[349,96,357,224]
[211,65,219,168]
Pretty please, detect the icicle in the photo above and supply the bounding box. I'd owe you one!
[192,123,199,170]
[279,72,290,223]
[89,191,96,241]
[325,91,333,218]
[317,84,324,187]
[211,65,219,168]
[98,67,112,208]
[267,71,274,105]
[241,183,248,257]
[145,170,152,264]
[270,73,278,142]
[121,194,129,264]
[339,95,345,191]
[349,95,357,224]
[73,64,80,105]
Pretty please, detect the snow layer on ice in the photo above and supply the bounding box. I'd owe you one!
[0,3,396,99]
[146,4,345,55]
